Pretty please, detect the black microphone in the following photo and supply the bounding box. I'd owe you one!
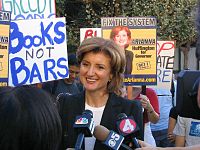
[73,109,95,150]
[94,125,132,150]
[116,113,141,149]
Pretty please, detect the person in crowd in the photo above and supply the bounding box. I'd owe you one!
[132,86,160,146]
[42,53,83,97]
[0,86,62,150]
[58,37,144,150]
[151,88,174,147]
[167,106,178,145]
[110,26,133,74]
[173,77,200,147]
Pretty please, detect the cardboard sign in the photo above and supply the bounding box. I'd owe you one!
[154,41,175,90]
[101,17,157,86]
[9,17,68,86]
[80,28,101,43]
[2,0,56,20]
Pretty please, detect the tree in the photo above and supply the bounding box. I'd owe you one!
[56,0,198,68]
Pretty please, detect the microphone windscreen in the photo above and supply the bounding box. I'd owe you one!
[83,109,93,117]
[93,125,110,141]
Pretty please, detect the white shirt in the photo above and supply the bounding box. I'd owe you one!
[84,103,105,150]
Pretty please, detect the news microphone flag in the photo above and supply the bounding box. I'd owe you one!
[103,130,124,150]
[116,113,140,149]
[73,110,95,150]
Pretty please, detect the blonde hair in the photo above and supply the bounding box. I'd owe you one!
[77,37,126,96]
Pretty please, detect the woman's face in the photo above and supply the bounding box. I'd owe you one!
[114,30,129,49]
[79,52,113,93]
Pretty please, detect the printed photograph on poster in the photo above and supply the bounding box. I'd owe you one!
[101,17,157,86]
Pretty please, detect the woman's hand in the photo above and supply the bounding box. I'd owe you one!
[139,94,153,112]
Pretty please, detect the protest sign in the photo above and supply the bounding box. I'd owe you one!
[9,17,68,86]
[153,41,175,90]
[80,28,101,43]
[0,10,10,86]
[101,17,157,86]
[1,0,56,20]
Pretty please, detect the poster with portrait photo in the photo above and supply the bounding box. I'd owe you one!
[101,17,157,86]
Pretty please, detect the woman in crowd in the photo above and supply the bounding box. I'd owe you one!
[0,86,62,150]
[58,37,144,150]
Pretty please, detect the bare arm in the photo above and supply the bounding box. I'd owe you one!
[167,117,176,142]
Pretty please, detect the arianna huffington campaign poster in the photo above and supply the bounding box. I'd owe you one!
[101,17,157,86]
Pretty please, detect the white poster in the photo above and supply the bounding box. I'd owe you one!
[153,41,175,90]
[80,28,101,43]
[9,17,68,86]
[2,0,56,20]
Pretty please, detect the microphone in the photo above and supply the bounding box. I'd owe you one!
[94,125,132,150]
[116,113,141,149]
[73,109,95,150]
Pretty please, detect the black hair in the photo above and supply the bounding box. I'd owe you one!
[0,86,62,150]
[68,53,79,66]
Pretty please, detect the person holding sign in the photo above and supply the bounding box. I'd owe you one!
[132,86,160,146]
[110,26,133,74]
[58,37,144,150]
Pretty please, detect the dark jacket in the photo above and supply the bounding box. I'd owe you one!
[58,91,143,150]
[125,50,133,74]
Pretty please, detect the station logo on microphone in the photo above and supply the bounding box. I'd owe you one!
[75,117,88,125]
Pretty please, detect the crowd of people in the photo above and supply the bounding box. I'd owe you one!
[2,1,200,149]
[1,36,200,150]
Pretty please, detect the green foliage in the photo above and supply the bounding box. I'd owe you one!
[56,0,198,50]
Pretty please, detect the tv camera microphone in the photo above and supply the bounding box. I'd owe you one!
[73,109,95,150]
[94,125,132,150]
[116,113,141,149]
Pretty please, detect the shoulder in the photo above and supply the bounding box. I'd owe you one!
[58,93,81,103]
[146,88,156,94]
[58,92,84,109]
[146,88,158,100]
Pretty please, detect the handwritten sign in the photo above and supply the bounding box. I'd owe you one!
[101,17,157,86]
[9,17,68,86]
[2,0,56,20]
[0,10,10,86]
[150,41,175,90]
[80,28,101,43]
